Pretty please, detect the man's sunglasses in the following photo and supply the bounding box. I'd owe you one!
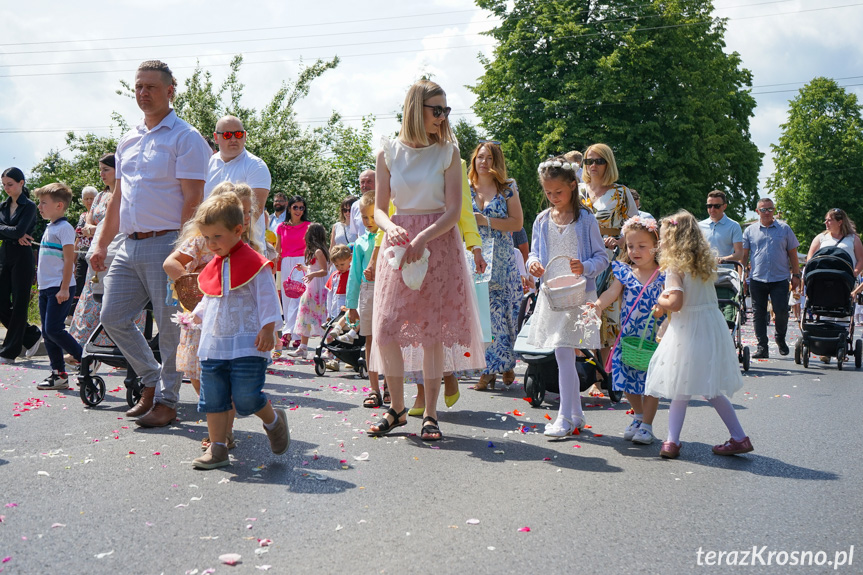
[758,207,775,213]
[216,130,246,140]
[706,203,724,209]
[583,158,608,166]
[423,105,451,118]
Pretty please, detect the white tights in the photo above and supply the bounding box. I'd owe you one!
[666,394,746,445]
[554,348,584,422]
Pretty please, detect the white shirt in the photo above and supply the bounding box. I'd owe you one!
[380,136,456,211]
[203,148,272,198]
[38,218,77,290]
[205,148,272,249]
[348,200,364,240]
[194,263,281,361]
[115,110,211,235]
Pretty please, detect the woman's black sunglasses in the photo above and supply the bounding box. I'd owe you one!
[423,105,451,119]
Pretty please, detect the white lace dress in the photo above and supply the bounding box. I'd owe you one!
[526,220,599,350]
[644,269,745,399]
[194,261,282,361]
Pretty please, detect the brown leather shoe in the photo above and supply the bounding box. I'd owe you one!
[125,386,155,418]
[135,402,177,428]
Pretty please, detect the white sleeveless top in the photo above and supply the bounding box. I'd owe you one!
[380,136,456,212]
[819,233,857,269]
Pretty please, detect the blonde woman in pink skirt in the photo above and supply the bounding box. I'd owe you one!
[368,80,486,441]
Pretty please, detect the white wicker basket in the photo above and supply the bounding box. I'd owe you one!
[540,255,587,312]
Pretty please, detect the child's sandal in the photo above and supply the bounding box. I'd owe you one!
[363,391,382,408]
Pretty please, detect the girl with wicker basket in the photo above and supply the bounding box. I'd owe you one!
[163,182,260,450]
[286,223,330,360]
[590,216,664,445]
[645,211,753,459]
[526,156,608,438]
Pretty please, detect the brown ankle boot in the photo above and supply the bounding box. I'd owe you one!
[125,386,155,418]
[135,403,177,428]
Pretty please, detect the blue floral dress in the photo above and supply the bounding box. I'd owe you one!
[611,261,665,394]
[473,181,521,375]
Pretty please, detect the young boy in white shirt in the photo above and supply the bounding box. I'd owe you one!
[34,183,83,390]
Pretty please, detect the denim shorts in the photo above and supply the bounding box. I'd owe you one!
[199,357,269,416]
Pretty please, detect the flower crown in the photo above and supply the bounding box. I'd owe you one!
[538,159,577,173]
[622,215,658,235]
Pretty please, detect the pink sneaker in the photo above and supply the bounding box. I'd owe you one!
[712,436,754,455]
[660,441,681,459]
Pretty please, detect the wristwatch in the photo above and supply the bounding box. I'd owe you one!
[792,273,802,278]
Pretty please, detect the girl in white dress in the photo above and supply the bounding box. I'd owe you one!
[645,211,754,459]
[526,156,608,438]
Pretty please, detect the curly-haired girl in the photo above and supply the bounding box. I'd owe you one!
[645,210,753,459]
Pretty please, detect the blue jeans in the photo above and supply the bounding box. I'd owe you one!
[39,286,83,372]
[199,357,269,416]
[750,279,790,348]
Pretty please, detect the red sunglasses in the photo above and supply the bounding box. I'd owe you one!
[216,130,245,140]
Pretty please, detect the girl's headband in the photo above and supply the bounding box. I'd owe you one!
[538,159,578,173]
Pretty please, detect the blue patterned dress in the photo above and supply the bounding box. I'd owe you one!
[473,181,522,375]
[611,261,665,394]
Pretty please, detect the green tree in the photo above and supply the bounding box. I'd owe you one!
[768,77,863,246]
[471,0,762,229]
[315,112,376,198]
[452,117,485,163]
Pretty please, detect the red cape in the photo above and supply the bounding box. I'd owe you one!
[198,241,273,297]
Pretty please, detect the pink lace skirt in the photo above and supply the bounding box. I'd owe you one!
[370,213,486,379]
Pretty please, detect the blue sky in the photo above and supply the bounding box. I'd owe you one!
[1,0,861,205]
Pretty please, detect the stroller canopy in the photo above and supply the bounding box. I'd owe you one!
[804,246,855,312]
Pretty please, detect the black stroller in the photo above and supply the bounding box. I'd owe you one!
[77,300,156,408]
[513,292,617,408]
[715,261,750,371]
[794,246,861,370]
[312,312,368,378]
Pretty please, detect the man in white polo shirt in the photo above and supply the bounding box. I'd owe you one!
[347,169,375,241]
[90,60,212,427]
[698,190,743,262]
[205,115,271,247]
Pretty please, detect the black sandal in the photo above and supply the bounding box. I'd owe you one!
[421,416,443,441]
[382,383,391,404]
[363,391,382,408]
[369,407,408,436]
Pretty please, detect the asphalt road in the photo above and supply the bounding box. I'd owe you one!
[1,319,861,575]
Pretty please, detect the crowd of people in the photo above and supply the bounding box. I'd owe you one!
[2,59,856,468]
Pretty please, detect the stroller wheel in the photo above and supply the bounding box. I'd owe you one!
[742,346,750,372]
[855,340,862,369]
[802,345,810,368]
[794,340,802,365]
[80,376,106,407]
[357,359,368,379]
[606,386,623,404]
[524,372,545,407]
[837,348,845,371]
[313,358,326,376]
[126,385,142,408]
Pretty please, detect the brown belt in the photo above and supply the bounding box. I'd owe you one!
[128,230,178,240]
[599,226,621,237]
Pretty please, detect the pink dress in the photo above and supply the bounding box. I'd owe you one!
[292,257,328,338]
[175,236,214,380]
[370,137,486,379]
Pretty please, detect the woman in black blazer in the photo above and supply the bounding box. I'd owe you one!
[0,167,42,362]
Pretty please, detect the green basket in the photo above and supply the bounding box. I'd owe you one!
[620,316,659,371]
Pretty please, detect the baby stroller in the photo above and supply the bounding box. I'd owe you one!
[715,261,750,371]
[794,246,861,370]
[513,292,617,408]
[77,300,156,408]
[312,312,368,378]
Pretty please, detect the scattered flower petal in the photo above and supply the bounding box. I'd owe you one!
[353,452,369,461]
[95,550,114,559]
[518,527,531,532]
[219,553,241,565]
[466,518,480,525]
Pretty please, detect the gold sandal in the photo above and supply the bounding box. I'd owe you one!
[475,373,496,391]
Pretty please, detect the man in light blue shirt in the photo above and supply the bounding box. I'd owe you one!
[699,190,743,261]
[742,197,801,358]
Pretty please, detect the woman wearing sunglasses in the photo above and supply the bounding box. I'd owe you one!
[330,196,358,251]
[275,195,311,349]
[367,79,485,441]
[578,143,638,390]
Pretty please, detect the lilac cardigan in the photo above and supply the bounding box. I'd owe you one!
[526,207,609,293]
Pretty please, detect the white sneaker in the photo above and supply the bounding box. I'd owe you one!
[24,336,42,358]
[336,329,358,344]
[37,372,69,390]
[623,418,642,441]
[0,356,15,365]
[544,416,575,438]
[287,346,309,359]
[632,427,656,445]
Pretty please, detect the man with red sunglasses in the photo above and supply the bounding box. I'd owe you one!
[205,115,271,248]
